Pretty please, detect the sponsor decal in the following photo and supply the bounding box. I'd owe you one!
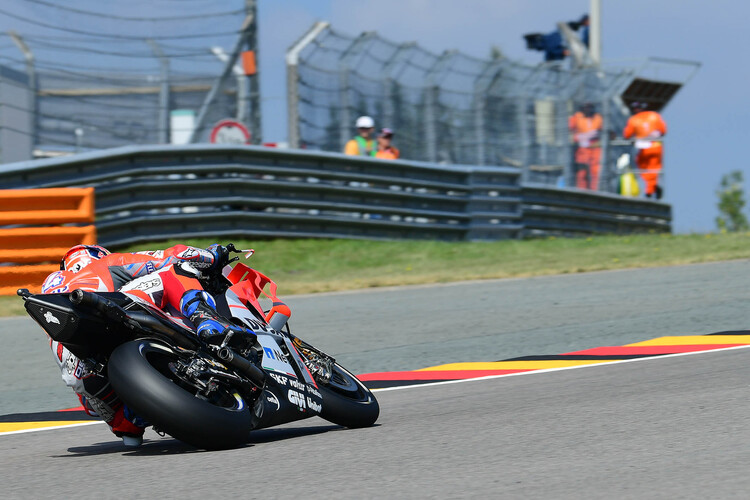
[263,346,288,362]
[139,250,165,258]
[242,317,272,334]
[43,311,60,325]
[265,391,280,411]
[129,278,161,292]
[269,375,320,402]
[41,272,64,293]
[179,248,198,259]
[307,386,322,399]
[65,355,76,375]
[288,378,307,392]
[74,361,85,379]
[306,397,322,413]
[287,389,306,410]
[145,261,155,274]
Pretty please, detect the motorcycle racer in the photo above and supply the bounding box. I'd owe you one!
[43,243,257,446]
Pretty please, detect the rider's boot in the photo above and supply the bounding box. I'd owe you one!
[180,290,253,346]
[110,404,147,447]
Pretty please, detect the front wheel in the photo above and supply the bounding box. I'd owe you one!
[318,363,379,428]
[108,340,252,449]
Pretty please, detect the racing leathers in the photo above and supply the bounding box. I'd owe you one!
[42,244,222,440]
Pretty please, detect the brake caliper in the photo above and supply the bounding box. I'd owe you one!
[293,338,333,384]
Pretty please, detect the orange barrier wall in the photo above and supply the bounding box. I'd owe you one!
[0,188,95,295]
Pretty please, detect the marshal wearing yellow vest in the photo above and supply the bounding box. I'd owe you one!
[344,116,377,157]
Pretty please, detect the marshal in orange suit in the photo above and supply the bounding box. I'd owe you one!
[569,103,602,190]
[623,102,667,199]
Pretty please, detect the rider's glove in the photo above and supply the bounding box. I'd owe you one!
[206,244,230,273]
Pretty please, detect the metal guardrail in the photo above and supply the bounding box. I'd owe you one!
[521,184,671,236]
[0,145,669,247]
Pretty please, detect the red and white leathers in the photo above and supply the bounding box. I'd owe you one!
[43,244,218,438]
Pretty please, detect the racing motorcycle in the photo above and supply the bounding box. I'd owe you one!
[18,249,379,449]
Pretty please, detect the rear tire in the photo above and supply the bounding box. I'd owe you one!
[319,363,379,428]
[108,340,252,449]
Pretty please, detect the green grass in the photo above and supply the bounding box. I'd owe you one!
[4,232,750,317]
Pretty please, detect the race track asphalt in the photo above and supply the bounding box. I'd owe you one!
[2,260,750,497]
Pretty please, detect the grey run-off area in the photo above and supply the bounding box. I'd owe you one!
[2,259,749,415]
[3,260,750,497]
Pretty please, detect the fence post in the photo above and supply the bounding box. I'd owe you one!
[8,31,37,152]
[338,33,373,151]
[383,42,414,131]
[285,21,329,149]
[518,94,530,182]
[147,39,170,144]
[424,51,454,163]
[188,14,254,143]
[473,61,498,166]
[599,96,610,191]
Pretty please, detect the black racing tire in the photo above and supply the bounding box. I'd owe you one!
[108,340,252,450]
[319,363,379,428]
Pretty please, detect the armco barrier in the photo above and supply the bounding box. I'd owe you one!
[0,188,96,295]
[521,184,671,236]
[0,145,669,250]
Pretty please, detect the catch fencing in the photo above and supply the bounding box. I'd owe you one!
[0,145,669,250]
[0,3,251,155]
[287,23,698,194]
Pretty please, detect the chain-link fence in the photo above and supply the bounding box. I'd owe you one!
[0,2,250,156]
[287,23,697,194]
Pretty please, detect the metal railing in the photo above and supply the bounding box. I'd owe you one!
[286,22,697,196]
[521,184,670,236]
[0,145,669,247]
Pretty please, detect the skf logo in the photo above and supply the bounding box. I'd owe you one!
[44,311,61,325]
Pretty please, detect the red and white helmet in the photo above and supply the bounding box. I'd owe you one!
[60,244,110,273]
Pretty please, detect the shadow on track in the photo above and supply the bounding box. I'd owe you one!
[59,438,206,457]
[247,424,342,444]
[57,423,347,457]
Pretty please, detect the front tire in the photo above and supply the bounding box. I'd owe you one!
[319,363,379,428]
[108,340,252,449]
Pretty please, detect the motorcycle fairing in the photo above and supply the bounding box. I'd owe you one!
[256,333,297,376]
[284,337,318,388]
[224,263,282,325]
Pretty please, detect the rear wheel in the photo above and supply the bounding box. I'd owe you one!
[108,340,252,449]
[318,363,379,428]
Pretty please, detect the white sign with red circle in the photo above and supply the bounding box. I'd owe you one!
[210,119,251,144]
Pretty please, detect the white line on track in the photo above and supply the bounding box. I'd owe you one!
[370,344,750,393]
[0,421,103,437]
[5,343,750,437]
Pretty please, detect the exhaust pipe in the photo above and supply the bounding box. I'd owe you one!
[217,346,266,387]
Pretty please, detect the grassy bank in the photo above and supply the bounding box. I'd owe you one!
[3,232,749,317]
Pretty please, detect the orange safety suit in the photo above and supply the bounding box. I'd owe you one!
[623,111,667,196]
[375,146,400,160]
[569,111,602,190]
